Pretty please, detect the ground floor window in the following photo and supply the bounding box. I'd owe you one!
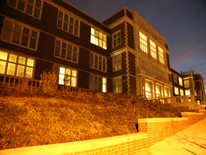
[156,85,161,98]
[89,75,107,92]
[113,76,122,93]
[145,82,151,99]
[164,87,170,98]
[54,66,77,87]
[0,50,34,78]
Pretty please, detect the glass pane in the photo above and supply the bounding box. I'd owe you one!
[9,54,17,63]
[64,14,69,22]
[90,35,95,44]
[59,74,64,85]
[91,28,95,35]
[103,34,106,41]
[72,70,77,77]
[65,76,70,86]
[74,27,78,36]
[75,20,79,27]
[67,51,72,60]
[12,32,21,44]
[55,47,60,57]
[8,0,17,7]
[31,31,37,37]
[61,49,66,59]
[0,51,8,61]
[95,60,98,69]
[99,32,102,39]
[90,75,93,81]
[0,61,6,74]
[65,69,71,75]
[16,65,25,77]
[70,17,74,24]
[18,56,26,65]
[23,27,30,35]
[27,59,34,67]
[59,67,65,74]
[90,59,93,67]
[57,19,62,28]
[21,35,29,47]
[62,42,66,48]
[95,30,98,37]
[3,28,12,41]
[5,20,13,29]
[56,40,61,46]
[90,53,94,59]
[28,0,34,4]
[69,25,73,33]
[63,22,68,31]
[71,77,76,87]
[34,8,40,18]
[73,53,77,62]
[68,44,72,50]
[30,38,37,49]
[35,0,42,8]
[58,11,63,19]
[18,0,25,11]
[26,5,33,15]
[7,63,16,76]
[89,81,93,90]
[73,47,78,52]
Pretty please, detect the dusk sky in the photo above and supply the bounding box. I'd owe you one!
[66,0,206,89]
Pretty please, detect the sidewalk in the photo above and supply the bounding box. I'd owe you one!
[138,118,206,155]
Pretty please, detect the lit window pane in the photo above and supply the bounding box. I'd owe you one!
[7,63,16,76]
[60,67,65,74]
[0,52,8,61]
[91,35,95,44]
[72,70,77,77]
[25,67,33,78]
[91,28,95,35]
[0,61,6,74]
[9,54,17,63]
[59,74,64,85]
[71,77,76,87]
[18,56,26,65]
[16,65,25,77]
[27,59,34,67]
[65,76,70,86]
[65,69,71,75]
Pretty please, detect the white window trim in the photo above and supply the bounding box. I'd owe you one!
[0,50,35,79]
[1,17,40,51]
[90,52,107,72]
[54,38,79,64]
[113,30,121,48]
[7,0,43,20]
[57,10,80,37]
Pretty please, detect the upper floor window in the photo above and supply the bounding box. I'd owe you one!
[54,66,77,87]
[150,40,157,59]
[54,39,78,63]
[180,89,184,96]
[179,77,183,86]
[113,30,121,47]
[139,31,147,53]
[185,89,190,97]
[174,87,179,95]
[0,51,35,78]
[90,28,107,49]
[90,53,107,72]
[1,19,39,50]
[7,0,42,19]
[158,46,164,64]
[114,76,122,93]
[156,85,161,98]
[89,75,107,93]
[184,80,189,88]
[57,11,80,37]
[173,74,178,84]
[113,54,122,72]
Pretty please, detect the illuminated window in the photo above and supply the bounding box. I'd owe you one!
[0,51,34,78]
[113,30,121,47]
[54,39,78,63]
[7,0,43,19]
[180,89,184,96]
[145,82,151,99]
[89,75,107,92]
[174,87,179,95]
[185,89,190,97]
[2,19,39,50]
[139,31,147,53]
[184,80,189,88]
[156,85,161,98]
[158,46,164,64]
[150,40,156,59]
[91,28,107,49]
[179,77,183,86]
[90,53,107,72]
[57,11,80,36]
[114,76,122,93]
[113,54,122,72]
[56,66,77,87]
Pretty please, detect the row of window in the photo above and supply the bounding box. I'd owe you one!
[139,31,164,64]
[174,87,191,96]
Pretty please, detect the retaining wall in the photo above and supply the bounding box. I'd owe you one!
[1,110,206,155]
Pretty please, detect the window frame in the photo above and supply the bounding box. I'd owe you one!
[113,30,121,47]
[1,18,39,51]
[184,80,189,88]
[90,52,107,72]
[57,10,80,37]
[0,50,35,78]
[150,39,157,59]
[90,28,107,50]
[113,76,122,94]
[113,54,122,72]
[139,31,148,54]
[54,38,79,64]
[179,77,183,86]
[89,74,107,92]
[7,0,43,19]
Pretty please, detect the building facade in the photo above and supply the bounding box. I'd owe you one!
[0,0,173,99]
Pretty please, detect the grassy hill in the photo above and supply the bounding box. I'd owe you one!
[0,91,190,150]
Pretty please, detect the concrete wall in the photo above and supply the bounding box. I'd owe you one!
[1,110,206,155]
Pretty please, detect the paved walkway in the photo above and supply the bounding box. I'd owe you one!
[138,118,206,155]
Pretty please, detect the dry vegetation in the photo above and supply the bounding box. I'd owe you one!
[0,71,190,150]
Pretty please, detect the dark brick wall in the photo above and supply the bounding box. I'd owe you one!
[129,76,136,95]
[103,9,125,26]
[122,75,128,93]
[127,23,134,49]
[78,71,89,89]
[128,52,135,75]
[126,9,133,20]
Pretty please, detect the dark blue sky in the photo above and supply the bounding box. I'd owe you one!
[66,0,206,89]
